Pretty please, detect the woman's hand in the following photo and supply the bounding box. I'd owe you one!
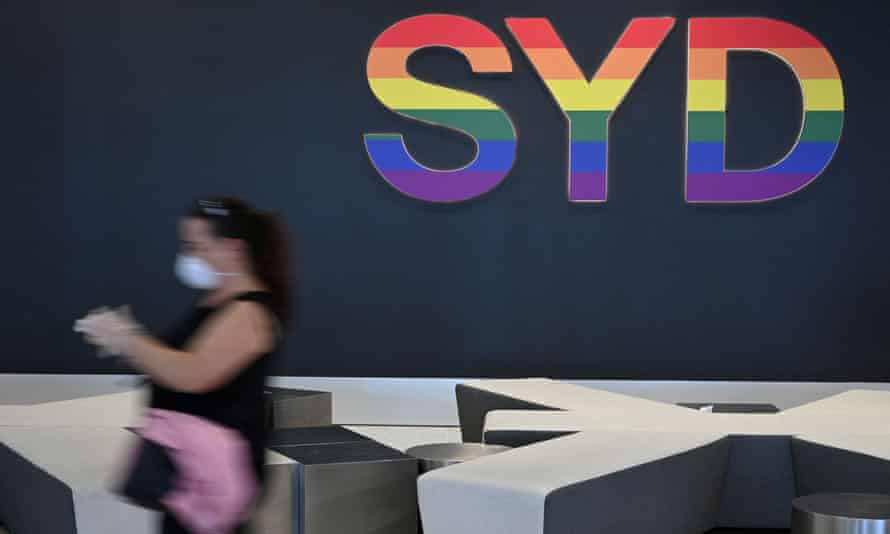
[74,306,144,357]
[74,301,273,393]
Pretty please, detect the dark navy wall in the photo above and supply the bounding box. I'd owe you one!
[6,0,890,380]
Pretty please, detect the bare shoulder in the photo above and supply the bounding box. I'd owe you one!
[226,299,276,325]
[197,300,277,353]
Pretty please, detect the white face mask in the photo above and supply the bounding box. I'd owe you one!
[174,254,222,289]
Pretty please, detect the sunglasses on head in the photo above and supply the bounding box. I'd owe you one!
[196,199,232,217]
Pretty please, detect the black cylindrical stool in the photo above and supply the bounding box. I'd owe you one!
[406,443,511,473]
[792,494,890,534]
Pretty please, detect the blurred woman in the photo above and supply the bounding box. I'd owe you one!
[75,197,293,533]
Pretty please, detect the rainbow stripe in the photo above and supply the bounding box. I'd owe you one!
[364,15,516,203]
[506,17,675,202]
[687,18,844,203]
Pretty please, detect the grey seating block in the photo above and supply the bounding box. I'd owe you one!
[792,436,890,496]
[715,436,795,529]
[247,452,297,534]
[268,425,369,447]
[264,388,332,430]
[273,436,419,534]
[0,440,76,534]
[544,438,729,534]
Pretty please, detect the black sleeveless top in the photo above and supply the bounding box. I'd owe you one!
[149,291,279,482]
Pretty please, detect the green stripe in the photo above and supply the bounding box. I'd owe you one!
[567,111,610,141]
[687,112,724,142]
[395,109,515,140]
[800,111,843,142]
[687,111,843,143]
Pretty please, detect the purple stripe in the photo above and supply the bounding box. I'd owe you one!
[569,172,606,202]
[686,173,818,203]
[380,170,509,203]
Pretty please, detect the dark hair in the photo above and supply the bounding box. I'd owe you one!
[189,197,294,325]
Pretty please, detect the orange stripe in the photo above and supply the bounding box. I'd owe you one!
[689,48,726,80]
[766,48,840,79]
[596,47,657,79]
[367,47,510,78]
[523,48,658,80]
[523,48,584,79]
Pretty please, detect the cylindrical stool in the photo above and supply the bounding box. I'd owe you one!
[792,493,890,534]
[406,443,511,473]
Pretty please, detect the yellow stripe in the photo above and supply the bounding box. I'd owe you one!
[542,79,635,111]
[687,80,726,112]
[369,78,499,110]
[801,79,844,111]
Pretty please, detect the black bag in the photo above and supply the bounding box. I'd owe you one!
[117,435,176,510]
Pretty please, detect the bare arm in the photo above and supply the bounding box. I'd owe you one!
[127,302,275,393]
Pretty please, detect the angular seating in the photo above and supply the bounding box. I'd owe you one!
[456,379,691,442]
[419,430,728,534]
[0,426,156,534]
[791,434,890,496]
[418,379,890,534]
[0,388,323,534]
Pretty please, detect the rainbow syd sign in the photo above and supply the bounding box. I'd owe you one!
[364,15,844,204]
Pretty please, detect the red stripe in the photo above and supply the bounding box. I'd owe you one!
[373,14,505,48]
[505,18,566,48]
[689,18,824,48]
[614,18,676,48]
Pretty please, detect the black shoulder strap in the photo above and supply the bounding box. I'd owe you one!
[232,291,283,339]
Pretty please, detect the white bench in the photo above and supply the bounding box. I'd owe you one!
[0,390,293,534]
[419,379,890,534]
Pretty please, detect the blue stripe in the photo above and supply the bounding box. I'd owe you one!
[768,141,839,174]
[687,141,838,174]
[570,141,607,173]
[364,138,515,171]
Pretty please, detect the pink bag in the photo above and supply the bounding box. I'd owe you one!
[133,409,258,534]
